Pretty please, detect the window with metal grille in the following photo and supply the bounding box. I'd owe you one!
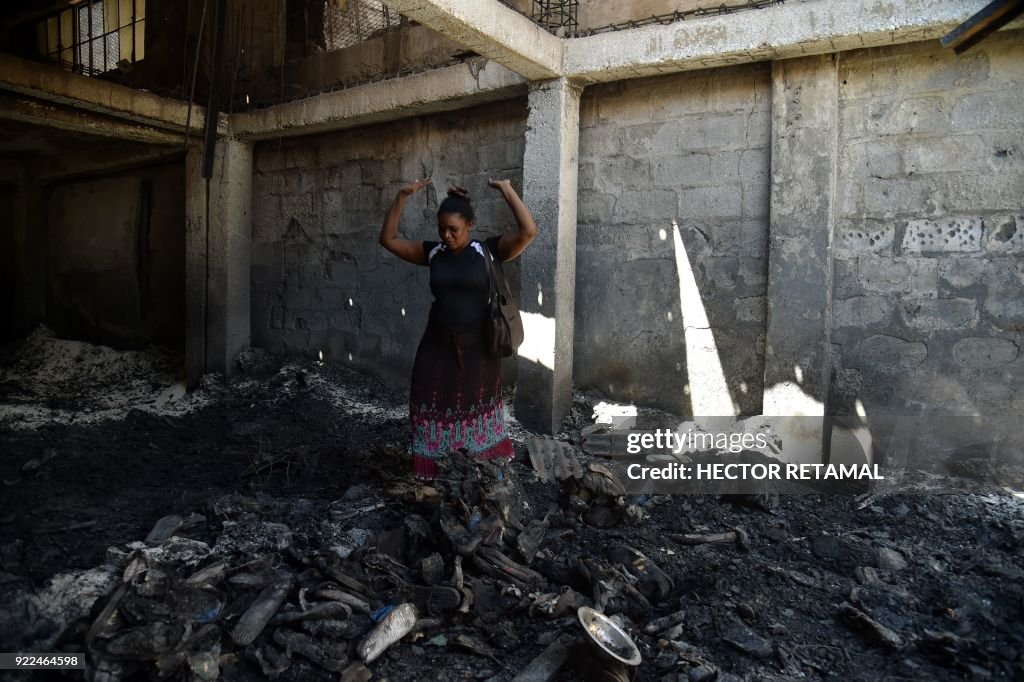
[323,0,402,52]
[36,0,146,76]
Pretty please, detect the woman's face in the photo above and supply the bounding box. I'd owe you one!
[437,212,473,252]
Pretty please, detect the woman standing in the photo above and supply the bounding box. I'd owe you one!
[378,178,538,480]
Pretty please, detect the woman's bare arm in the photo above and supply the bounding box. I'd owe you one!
[379,178,432,265]
[489,178,537,261]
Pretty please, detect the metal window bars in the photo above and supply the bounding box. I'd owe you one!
[37,0,145,77]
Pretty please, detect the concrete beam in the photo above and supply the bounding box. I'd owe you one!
[762,54,839,461]
[564,0,1016,84]
[4,0,1019,154]
[382,0,563,80]
[515,77,582,434]
[185,140,253,386]
[33,145,185,184]
[0,93,184,146]
[0,53,212,135]
[231,58,526,141]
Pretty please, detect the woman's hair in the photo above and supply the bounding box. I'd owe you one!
[437,186,474,222]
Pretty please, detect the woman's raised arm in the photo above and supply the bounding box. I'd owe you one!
[489,178,537,262]
[379,178,432,265]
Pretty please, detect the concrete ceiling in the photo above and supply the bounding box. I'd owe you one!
[0,118,121,157]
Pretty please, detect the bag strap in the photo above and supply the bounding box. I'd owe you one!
[482,237,515,305]
[480,239,500,304]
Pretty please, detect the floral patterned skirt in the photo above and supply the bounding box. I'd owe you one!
[409,316,515,480]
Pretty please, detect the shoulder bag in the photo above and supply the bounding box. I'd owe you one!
[481,238,524,357]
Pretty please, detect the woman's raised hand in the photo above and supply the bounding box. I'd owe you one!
[487,178,512,191]
[399,177,432,197]
[382,177,433,265]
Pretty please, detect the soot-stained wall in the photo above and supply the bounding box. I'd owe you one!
[0,187,17,343]
[45,163,185,350]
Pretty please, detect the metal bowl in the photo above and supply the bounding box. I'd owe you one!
[577,606,642,666]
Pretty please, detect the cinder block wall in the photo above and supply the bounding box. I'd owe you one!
[247,31,1022,447]
[250,99,527,388]
[829,32,1024,457]
[575,63,772,416]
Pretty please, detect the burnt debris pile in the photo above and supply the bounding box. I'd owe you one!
[9,437,1024,682]
[55,445,685,681]
[5,338,1024,680]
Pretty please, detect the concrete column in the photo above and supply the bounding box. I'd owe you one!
[515,77,582,434]
[762,54,839,460]
[185,139,253,387]
[12,163,46,335]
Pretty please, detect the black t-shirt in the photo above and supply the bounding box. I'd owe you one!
[421,236,500,332]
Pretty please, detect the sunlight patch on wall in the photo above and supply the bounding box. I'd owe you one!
[672,220,737,418]
[519,310,556,370]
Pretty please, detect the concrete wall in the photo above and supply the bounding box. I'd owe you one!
[575,63,772,416]
[0,187,16,342]
[285,24,467,94]
[146,165,187,349]
[45,163,185,349]
[250,98,527,388]
[568,32,1021,453]
[829,32,1024,459]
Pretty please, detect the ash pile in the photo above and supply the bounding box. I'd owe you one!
[51,444,685,681]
